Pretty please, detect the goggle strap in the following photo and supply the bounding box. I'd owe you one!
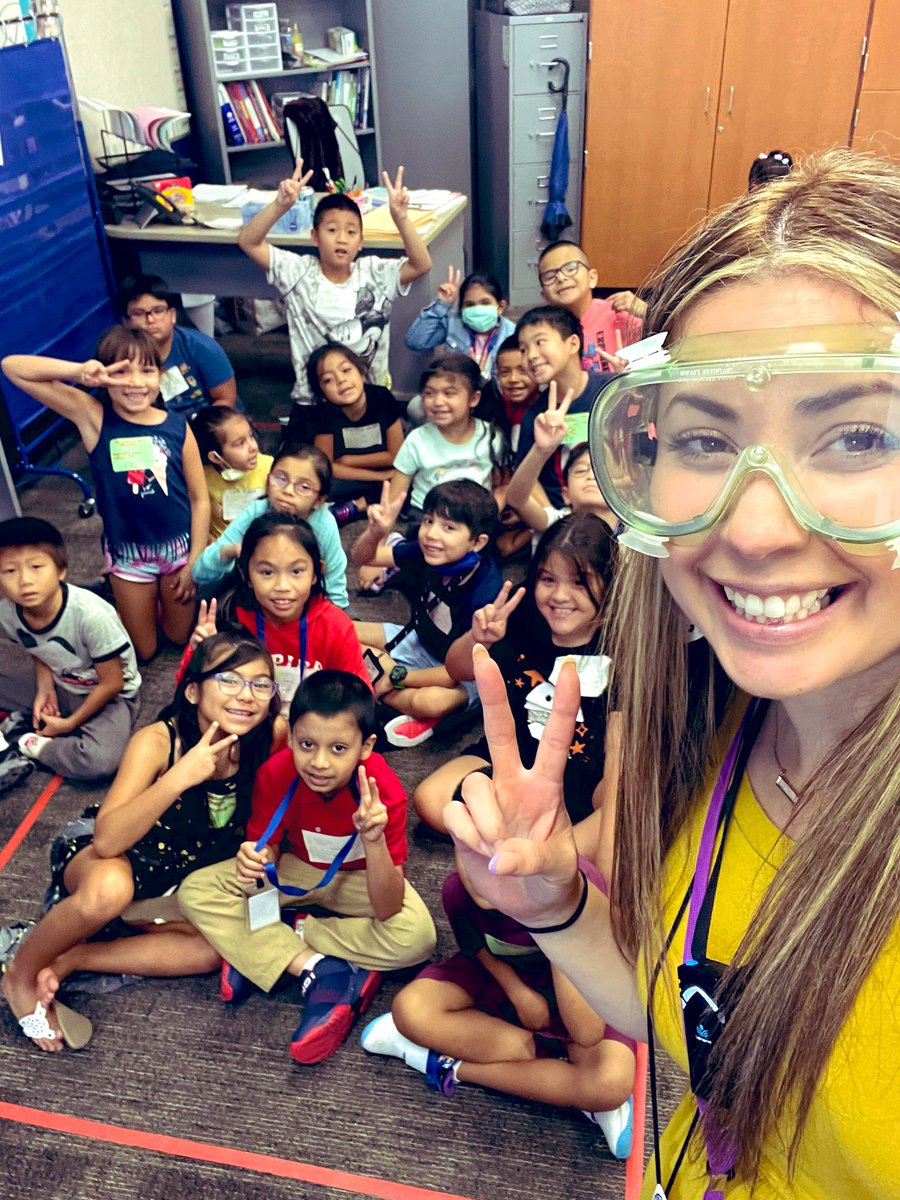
[616,525,670,558]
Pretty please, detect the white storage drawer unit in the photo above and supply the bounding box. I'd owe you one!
[475,9,588,307]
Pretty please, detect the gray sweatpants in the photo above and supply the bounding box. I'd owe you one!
[0,655,140,781]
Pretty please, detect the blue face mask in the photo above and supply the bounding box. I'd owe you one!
[461,304,500,334]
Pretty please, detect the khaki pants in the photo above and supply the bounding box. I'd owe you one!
[177,854,436,992]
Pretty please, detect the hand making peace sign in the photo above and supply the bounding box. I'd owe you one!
[471,580,526,648]
[276,158,314,210]
[180,721,239,788]
[189,598,218,649]
[445,644,582,928]
[80,359,132,390]
[437,265,462,306]
[533,381,576,455]
[366,478,407,539]
[382,165,410,223]
[353,766,389,843]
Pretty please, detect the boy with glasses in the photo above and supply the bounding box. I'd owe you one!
[118,274,237,415]
[537,241,643,373]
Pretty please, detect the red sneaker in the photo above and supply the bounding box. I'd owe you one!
[384,714,440,748]
[290,957,381,1065]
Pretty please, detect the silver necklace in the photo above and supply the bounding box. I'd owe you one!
[773,707,800,804]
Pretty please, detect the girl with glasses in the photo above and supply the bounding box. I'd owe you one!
[445,150,900,1198]
[2,633,282,1051]
[192,442,349,609]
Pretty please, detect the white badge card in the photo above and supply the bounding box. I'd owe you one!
[274,663,301,707]
[222,487,265,522]
[549,653,611,697]
[247,885,281,931]
[159,366,189,403]
[342,422,381,451]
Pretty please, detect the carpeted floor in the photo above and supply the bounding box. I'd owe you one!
[0,332,684,1200]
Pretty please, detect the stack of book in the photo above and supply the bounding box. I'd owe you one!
[317,67,371,129]
[219,81,281,147]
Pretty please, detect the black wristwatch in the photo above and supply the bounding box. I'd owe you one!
[389,664,408,689]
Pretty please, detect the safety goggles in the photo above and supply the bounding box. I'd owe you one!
[587,324,900,558]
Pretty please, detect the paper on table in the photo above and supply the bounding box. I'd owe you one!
[192,183,249,204]
[199,216,243,230]
[362,206,434,235]
[224,188,278,209]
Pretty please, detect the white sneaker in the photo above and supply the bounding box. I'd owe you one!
[583,1096,634,1160]
[360,1012,429,1072]
[19,732,52,761]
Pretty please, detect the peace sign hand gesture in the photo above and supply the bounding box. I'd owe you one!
[533,381,576,455]
[366,478,406,538]
[382,165,410,224]
[471,580,526,648]
[179,721,239,788]
[189,598,218,649]
[353,766,388,844]
[445,645,581,928]
[437,265,461,306]
[80,359,131,390]
[276,158,313,210]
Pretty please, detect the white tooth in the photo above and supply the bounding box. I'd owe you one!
[800,590,819,609]
[724,585,735,601]
[816,587,829,599]
[732,591,746,610]
[763,596,786,619]
[783,612,794,623]
[785,595,801,615]
[744,593,764,617]
[795,607,809,621]
[809,600,821,615]
[755,615,767,624]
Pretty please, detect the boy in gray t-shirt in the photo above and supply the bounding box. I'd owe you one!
[0,518,141,791]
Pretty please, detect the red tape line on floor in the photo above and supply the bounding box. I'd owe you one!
[624,1041,649,1200]
[0,773,63,873]
[0,1100,476,1200]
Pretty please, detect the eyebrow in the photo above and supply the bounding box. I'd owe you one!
[666,380,898,421]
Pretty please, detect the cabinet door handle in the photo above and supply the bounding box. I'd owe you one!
[704,87,711,115]
[538,35,558,47]
[536,60,562,68]
[537,176,549,187]
[727,86,735,115]
[531,131,556,138]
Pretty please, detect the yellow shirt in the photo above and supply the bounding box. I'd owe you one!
[204,455,273,541]
[641,772,900,1199]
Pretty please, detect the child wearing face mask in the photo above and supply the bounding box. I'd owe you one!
[404,269,516,425]
[192,408,274,541]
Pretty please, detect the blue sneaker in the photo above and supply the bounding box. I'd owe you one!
[219,960,256,1005]
[290,957,381,1064]
[424,1050,459,1096]
[583,1096,634,1160]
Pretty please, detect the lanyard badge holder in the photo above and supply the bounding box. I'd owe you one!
[646,699,766,1199]
[247,774,362,931]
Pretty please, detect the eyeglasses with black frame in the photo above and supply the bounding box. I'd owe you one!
[538,260,588,287]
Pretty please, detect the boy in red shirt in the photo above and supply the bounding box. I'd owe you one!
[178,670,435,1063]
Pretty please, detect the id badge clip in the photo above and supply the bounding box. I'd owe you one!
[678,958,727,1101]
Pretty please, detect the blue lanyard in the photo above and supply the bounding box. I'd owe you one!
[253,774,361,897]
[255,610,307,682]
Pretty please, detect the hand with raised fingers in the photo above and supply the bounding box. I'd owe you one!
[471,580,526,648]
[366,478,406,539]
[353,766,388,843]
[276,158,313,210]
[444,644,581,927]
[81,359,131,390]
[382,165,410,224]
[180,721,239,788]
[437,265,461,306]
[607,290,647,319]
[190,598,218,649]
[533,381,576,454]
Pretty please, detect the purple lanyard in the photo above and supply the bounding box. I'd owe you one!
[681,706,756,1198]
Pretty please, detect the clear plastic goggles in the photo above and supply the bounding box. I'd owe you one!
[587,324,900,558]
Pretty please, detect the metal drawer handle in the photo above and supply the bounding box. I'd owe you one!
[537,176,549,187]
[536,60,563,68]
[531,131,556,138]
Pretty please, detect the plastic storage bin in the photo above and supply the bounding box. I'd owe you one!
[242,193,313,234]
[212,31,249,78]
[226,3,279,32]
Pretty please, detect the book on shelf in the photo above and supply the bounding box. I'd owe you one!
[220,81,285,147]
[218,83,245,147]
[248,80,281,140]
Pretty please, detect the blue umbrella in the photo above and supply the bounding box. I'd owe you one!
[541,57,573,241]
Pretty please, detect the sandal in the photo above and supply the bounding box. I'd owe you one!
[18,999,92,1050]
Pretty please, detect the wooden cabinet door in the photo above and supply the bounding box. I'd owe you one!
[862,0,900,91]
[708,0,870,211]
[582,0,728,287]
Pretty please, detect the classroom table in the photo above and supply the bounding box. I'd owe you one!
[105,196,468,397]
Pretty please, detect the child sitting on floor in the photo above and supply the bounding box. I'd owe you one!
[537,240,643,371]
[307,342,404,526]
[352,479,502,748]
[178,670,436,1065]
[0,518,141,792]
[492,335,543,559]
[191,407,273,541]
[237,160,431,437]
[192,442,348,609]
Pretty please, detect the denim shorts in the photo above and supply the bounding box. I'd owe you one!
[382,624,480,711]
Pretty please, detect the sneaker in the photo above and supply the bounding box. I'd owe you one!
[0,710,31,741]
[220,960,256,1005]
[360,1011,429,1069]
[357,564,400,597]
[19,732,51,761]
[330,500,365,527]
[384,714,440,748]
[424,1050,459,1097]
[290,957,381,1065]
[0,749,34,795]
[583,1097,634,1160]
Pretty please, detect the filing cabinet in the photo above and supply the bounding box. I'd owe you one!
[474,9,588,307]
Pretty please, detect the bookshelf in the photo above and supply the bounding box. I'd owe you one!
[171,0,473,234]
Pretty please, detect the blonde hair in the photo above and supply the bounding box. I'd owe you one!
[609,149,900,1182]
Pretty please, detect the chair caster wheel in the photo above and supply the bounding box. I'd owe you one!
[78,499,96,519]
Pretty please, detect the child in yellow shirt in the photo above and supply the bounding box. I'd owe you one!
[192,408,273,541]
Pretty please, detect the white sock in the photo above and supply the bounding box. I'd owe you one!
[300,952,324,979]
[397,1032,430,1073]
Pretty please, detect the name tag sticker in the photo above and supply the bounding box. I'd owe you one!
[222,487,265,521]
[274,663,301,707]
[109,436,157,472]
[342,422,382,451]
[159,366,189,403]
[302,828,366,866]
[562,412,589,445]
[247,885,281,931]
